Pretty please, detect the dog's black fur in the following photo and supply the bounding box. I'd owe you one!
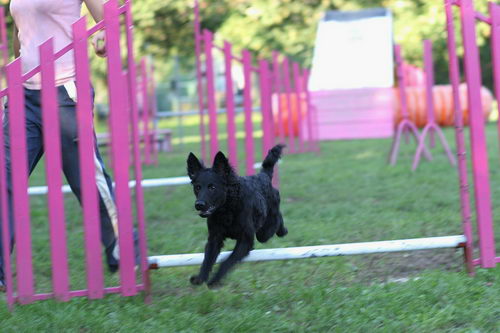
[187,144,288,286]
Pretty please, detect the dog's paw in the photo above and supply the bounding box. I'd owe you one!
[190,275,205,285]
[276,226,288,237]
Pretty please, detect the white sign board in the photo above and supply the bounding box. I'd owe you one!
[309,8,394,91]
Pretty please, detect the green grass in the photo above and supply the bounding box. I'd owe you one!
[1,120,500,332]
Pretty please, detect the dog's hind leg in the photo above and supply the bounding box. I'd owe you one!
[275,211,288,237]
[207,236,254,287]
[256,214,279,243]
[190,235,224,285]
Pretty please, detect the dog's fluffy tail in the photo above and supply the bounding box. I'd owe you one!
[261,144,285,179]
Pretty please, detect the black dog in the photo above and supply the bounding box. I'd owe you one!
[187,144,288,286]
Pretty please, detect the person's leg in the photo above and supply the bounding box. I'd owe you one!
[0,89,45,290]
[56,83,121,271]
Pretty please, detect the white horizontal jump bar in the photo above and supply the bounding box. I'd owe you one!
[148,235,466,268]
[27,161,274,196]
[28,176,192,196]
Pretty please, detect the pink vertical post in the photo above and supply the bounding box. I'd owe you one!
[73,17,104,298]
[223,41,238,170]
[303,69,315,152]
[242,49,255,175]
[40,39,70,301]
[0,29,12,308]
[282,57,295,153]
[148,59,159,165]
[140,58,151,165]
[104,0,137,295]
[459,0,496,268]
[6,59,34,304]
[259,59,273,157]
[490,3,500,149]
[292,62,305,153]
[203,29,219,160]
[444,0,474,274]
[424,40,435,147]
[272,51,285,144]
[125,2,150,299]
[194,0,207,161]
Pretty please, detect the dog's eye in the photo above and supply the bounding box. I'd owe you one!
[208,184,216,191]
[195,185,201,191]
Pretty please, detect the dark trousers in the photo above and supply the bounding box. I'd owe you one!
[0,83,118,281]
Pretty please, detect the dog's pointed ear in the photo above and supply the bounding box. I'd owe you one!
[213,151,230,177]
[187,152,204,180]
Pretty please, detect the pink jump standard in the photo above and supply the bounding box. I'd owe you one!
[445,0,498,268]
[0,0,150,308]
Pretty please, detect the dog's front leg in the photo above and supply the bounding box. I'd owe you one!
[190,236,223,285]
[207,236,254,287]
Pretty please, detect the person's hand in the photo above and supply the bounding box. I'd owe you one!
[92,30,106,57]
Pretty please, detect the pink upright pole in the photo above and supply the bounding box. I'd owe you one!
[444,0,474,274]
[73,17,104,298]
[104,0,137,295]
[272,51,285,144]
[140,58,151,165]
[282,57,295,153]
[259,59,273,157]
[148,59,159,165]
[412,40,456,170]
[458,0,496,268]
[303,69,315,152]
[223,41,238,170]
[194,0,207,161]
[40,39,70,301]
[125,2,150,299]
[203,29,219,160]
[0,39,13,310]
[242,49,255,175]
[292,62,305,153]
[490,3,500,150]
[6,59,34,304]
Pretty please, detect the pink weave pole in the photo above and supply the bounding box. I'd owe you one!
[40,39,71,302]
[389,44,431,166]
[0,7,13,307]
[203,29,219,160]
[412,39,456,171]
[7,59,35,304]
[272,51,285,145]
[149,59,159,165]
[455,0,496,268]
[242,49,255,175]
[282,57,295,153]
[292,62,305,153]
[444,0,474,275]
[259,59,273,157]
[223,41,238,171]
[125,1,151,300]
[104,0,137,295]
[490,3,500,153]
[194,0,207,161]
[140,58,152,165]
[73,17,105,298]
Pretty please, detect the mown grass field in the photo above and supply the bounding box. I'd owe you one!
[1,116,499,332]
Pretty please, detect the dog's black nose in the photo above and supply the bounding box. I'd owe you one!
[195,200,207,211]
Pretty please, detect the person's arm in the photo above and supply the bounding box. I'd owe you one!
[83,0,106,57]
[13,24,20,58]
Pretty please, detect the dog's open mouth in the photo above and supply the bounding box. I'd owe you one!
[198,206,216,218]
